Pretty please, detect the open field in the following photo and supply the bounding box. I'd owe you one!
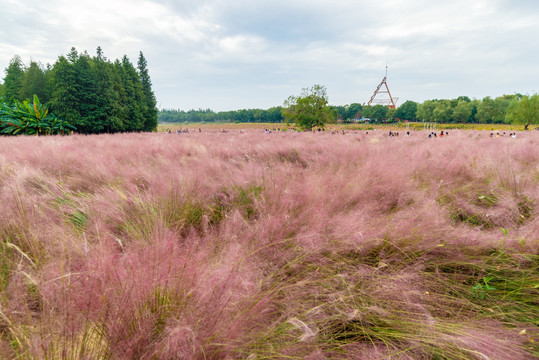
[158,122,530,132]
[0,130,537,359]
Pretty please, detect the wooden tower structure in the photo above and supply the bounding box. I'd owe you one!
[365,66,398,108]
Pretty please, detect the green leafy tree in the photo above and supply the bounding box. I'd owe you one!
[505,94,539,130]
[3,56,25,103]
[417,100,436,122]
[282,84,335,130]
[0,81,4,98]
[347,103,363,120]
[476,97,494,123]
[433,100,453,123]
[386,107,397,121]
[368,105,389,121]
[396,100,418,121]
[494,95,514,124]
[476,96,509,124]
[137,52,158,132]
[470,100,479,123]
[332,105,347,122]
[266,106,283,123]
[451,100,474,123]
[362,105,373,119]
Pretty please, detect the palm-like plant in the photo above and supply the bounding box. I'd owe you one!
[0,95,76,135]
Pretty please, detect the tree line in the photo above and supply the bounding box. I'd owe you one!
[335,95,536,126]
[159,103,368,124]
[0,47,158,134]
[159,107,285,123]
[159,92,537,130]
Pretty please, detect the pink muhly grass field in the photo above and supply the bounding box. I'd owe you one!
[0,129,537,359]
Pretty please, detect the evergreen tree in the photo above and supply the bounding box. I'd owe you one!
[3,56,25,103]
[19,61,48,103]
[111,59,129,132]
[51,56,80,125]
[67,47,79,63]
[72,53,101,133]
[120,55,145,131]
[3,47,158,134]
[93,47,121,133]
[137,52,158,131]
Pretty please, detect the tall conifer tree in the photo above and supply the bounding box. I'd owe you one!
[111,59,129,132]
[4,47,158,133]
[137,52,158,131]
[51,55,80,125]
[120,55,145,131]
[3,56,25,103]
[94,47,119,133]
[73,53,101,133]
[19,61,48,103]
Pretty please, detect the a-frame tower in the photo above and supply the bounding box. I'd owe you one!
[365,66,398,109]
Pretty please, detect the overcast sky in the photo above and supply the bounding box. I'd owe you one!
[1,0,538,111]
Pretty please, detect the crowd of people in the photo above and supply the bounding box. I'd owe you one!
[162,127,527,139]
[164,128,202,134]
[490,132,517,138]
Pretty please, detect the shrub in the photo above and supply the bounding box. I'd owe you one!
[0,95,75,135]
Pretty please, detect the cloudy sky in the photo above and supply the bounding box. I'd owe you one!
[1,0,538,110]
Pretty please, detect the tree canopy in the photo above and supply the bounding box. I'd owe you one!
[505,94,539,130]
[396,100,418,121]
[2,47,158,134]
[282,84,335,130]
[159,107,284,124]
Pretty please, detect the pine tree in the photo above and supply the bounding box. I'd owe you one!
[51,56,80,126]
[93,47,115,132]
[19,61,48,103]
[3,56,25,103]
[4,47,158,134]
[111,60,129,132]
[73,53,101,133]
[137,52,158,131]
[120,55,145,131]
